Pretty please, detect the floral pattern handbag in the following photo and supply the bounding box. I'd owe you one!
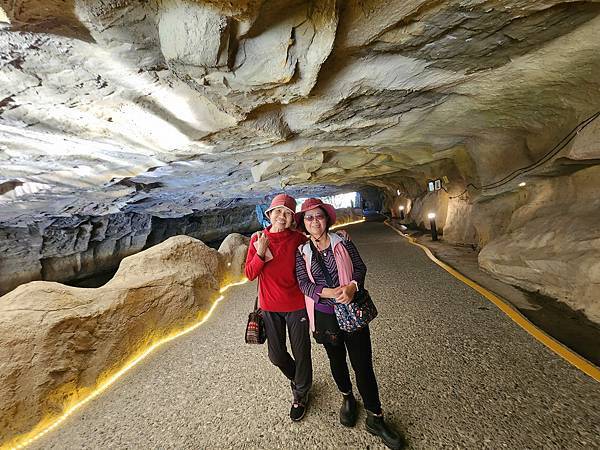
[333,288,378,332]
[311,240,378,333]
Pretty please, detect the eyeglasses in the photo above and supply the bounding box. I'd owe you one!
[304,213,325,222]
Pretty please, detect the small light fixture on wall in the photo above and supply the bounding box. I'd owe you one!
[428,212,438,241]
[397,189,401,196]
[399,205,405,220]
[428,179,442,192]
[518,182,526,187]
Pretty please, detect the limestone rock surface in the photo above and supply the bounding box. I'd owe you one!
[0,206,259,296]
[478,165,600,323]
[0,233,249,444]
[385,132,600,322]
[2,0,599,221]
[333,207,364,227]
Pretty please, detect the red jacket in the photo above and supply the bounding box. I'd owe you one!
[245,227,308,312]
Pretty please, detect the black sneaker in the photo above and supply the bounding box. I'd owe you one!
[290,392,309,422]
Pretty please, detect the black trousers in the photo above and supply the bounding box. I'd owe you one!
[263,309,312,402]
[323,325,382,414]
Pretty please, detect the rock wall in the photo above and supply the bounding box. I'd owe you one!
[380,113,600,323]
[0,204,361,296]
[3,1,600,224]
[358,187,385,212]
[390,180,600,323]
[0,233,250,447]
[217,232,251,284]
[333,207,364,226]
[146,205,259,246]
[0,213,151,296]
[478,165,600,323]
[0,206,259,296]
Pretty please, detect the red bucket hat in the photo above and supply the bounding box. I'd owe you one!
[265,193,297,219]
[296,198,336,227]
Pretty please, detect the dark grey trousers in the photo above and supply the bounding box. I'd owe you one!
[262,309,312,402]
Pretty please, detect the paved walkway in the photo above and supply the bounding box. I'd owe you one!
[32,223,600,449]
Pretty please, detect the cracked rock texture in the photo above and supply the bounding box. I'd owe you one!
[0,206,259,296]
[0,233,249,445]
[1,1,600,320]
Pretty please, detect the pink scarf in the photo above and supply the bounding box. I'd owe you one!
[299,233,353,332]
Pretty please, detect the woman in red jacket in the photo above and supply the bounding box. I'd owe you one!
[244,194,311,422]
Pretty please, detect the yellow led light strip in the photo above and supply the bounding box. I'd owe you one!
[330,218,366,230]
[3,278,249,450]
[384,221,600,383]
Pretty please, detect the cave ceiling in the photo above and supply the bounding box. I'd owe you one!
[1,0,600,224]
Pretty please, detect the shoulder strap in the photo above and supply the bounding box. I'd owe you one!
[309,240,335,288]
[254,279,260,311]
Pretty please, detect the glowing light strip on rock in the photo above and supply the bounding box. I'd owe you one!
[330,218,366,230]
[4,278,249,450]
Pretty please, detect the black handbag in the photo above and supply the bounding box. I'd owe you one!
[313,309,343,346]
[245,290,266,344]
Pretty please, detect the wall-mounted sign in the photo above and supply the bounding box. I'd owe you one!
[434,179,441,190]
[428,181,435,192]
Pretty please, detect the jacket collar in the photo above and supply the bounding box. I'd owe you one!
[301,232,343,258]
[329,232,344,249]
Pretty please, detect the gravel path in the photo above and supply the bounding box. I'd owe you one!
[31,222,600,449]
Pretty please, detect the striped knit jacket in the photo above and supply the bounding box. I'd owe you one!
[296,232,367,332]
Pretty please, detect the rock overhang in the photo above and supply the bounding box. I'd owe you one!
[0,0,599,225]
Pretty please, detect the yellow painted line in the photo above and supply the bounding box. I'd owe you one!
[384,221,600,383]
[2,278,250,450]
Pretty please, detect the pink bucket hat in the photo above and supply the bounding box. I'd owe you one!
[265,194,297,219]
[295,198,336,226]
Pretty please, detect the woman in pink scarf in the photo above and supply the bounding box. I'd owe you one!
[295,198,404,450]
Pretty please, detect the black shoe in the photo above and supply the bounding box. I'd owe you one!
[340,392,358,427]
[366,411,405,450]
[290,392,309,422]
